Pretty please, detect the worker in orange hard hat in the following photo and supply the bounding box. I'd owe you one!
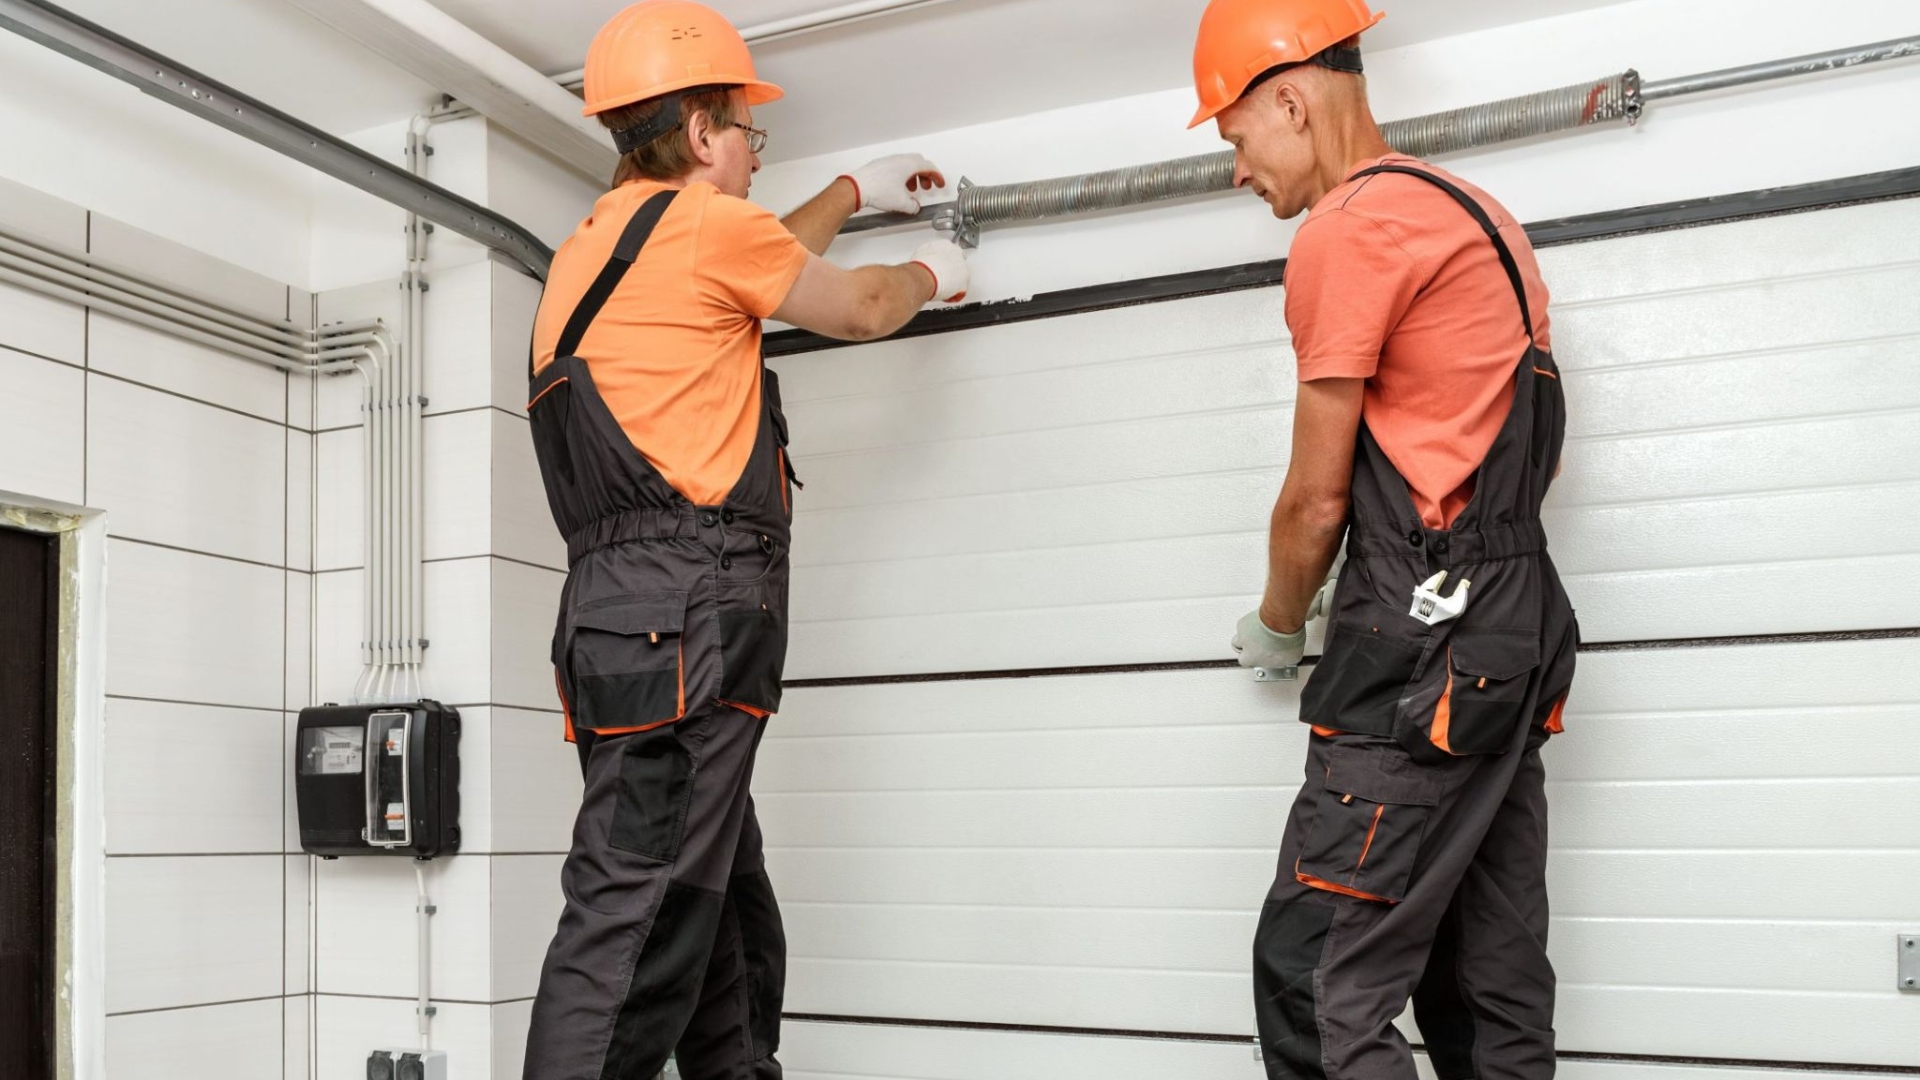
[521,3,969,1077]
[1197,1,1577,1077]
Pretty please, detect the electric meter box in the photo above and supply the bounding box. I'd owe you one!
[296,701,461,858]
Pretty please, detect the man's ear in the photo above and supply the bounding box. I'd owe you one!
[1272,80,1310,133]
[686,107,718,167]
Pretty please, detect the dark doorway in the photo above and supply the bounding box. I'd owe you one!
[0,525,56,1079]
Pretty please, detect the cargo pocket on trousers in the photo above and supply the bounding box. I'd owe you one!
[1300,622,1424,738]
[1434,630,1541,755]
[1296,744,1440,904]
[718,587,787,716]
[569,592,688,733]
[608,725,697,861]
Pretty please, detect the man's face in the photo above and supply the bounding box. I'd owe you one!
[1216,83,1316,220]
[711,95,761,199]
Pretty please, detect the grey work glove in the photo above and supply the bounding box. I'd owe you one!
[1232,576,1336,680]
[1232,610,1305,676]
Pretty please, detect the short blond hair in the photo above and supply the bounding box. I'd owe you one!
[598,86,740,188]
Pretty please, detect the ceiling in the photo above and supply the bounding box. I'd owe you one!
[41,0,1633,165]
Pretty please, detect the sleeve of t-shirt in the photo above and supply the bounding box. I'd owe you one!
[1285,207,1424,382]
[694,192,812,320]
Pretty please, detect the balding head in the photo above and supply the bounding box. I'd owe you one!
[1214,38,1391,220]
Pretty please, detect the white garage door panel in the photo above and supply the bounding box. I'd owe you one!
[760,638,1920,1061]
[778,201,1920,678]
[783,1020,1889,1080]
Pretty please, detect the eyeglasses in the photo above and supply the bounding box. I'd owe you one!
[733,123,768,154]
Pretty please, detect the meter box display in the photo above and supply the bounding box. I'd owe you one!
[296,701,461,858]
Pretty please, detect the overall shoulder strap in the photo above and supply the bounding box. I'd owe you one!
[529,188,680,381]
[1348,164,1534,342]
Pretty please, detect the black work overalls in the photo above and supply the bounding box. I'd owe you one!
[1255,165,1579,1080]
[523,189,793,1080]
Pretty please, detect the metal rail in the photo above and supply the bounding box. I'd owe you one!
[840,34,1920,243]
[0,0,554,280]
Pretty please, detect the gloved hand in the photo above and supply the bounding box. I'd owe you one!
[1232,610,1306,674]
[910,239,970,304]
[1305,576,1337,622]
[842,154,947,215]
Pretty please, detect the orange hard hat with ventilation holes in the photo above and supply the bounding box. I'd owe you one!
[1188,0,1385,128]
[581,0,785,118]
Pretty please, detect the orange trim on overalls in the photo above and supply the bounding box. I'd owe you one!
[1310,725,1343,738]
[1296,859,1398,904]
[1429,653,1456,754]
[1354,804,1386,872]
[1544,693,1567,734]
[776,448,791,516]
[717,700,772,719]
[527,377,570,411]
[554,668,578,743]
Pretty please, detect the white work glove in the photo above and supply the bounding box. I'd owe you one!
[1232,577,1336,680]
[1232,611,1306,676]
[910,238,970,304]
[842,154,947,215]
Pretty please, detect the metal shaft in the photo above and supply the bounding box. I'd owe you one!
[0,0,554,280]
[1641,35,1920,101]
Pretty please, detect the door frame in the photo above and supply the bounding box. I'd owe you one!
[2,501,107,1080]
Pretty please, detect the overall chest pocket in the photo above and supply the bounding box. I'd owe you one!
[1296,744,1442,904]
[1433,630,1541,755]
[568,592,688,732]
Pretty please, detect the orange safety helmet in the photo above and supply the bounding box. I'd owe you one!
[581,0,785,118]
[1187,0,1385,128]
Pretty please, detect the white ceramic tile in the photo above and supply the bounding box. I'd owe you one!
[0,345,85,506]
[312,569,366,706]
[489,707,579,854]
[0,278,84,365]
[104,697,283,855]
[490,558,563,711]
[422,260,495,416]
[288,428,313,571]
[88,374,286,565]
[106,855,282,1013]
[106,539,283,710]
[86,312,287,424]
[490,410,564,571]
[287,855,312,995]
[314,854,491,1002]
[315,426,364,571]
[106,998,283,1080]
[455,707,494,854]
[88,213,291,323]
[285,995,313,1080]
[424,557,492,706]
[491,998,533,1080]
[490,261,542,417]
[289,370,319,433]
[287,571,313,711]
[490,855,563,1002]
[425,409,492,562]
[0,173,86,248]
[314,996,492,1080]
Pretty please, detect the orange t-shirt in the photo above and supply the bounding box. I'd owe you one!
[532,180,810,506]
[1287,154,1552,529]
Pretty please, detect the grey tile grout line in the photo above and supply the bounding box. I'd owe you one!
[107,692,287,713]
[85,365,294,430]
[106,994,288,1018]
[110,534,287,573]
[424,551,565,574]
[0,343,85,371]
[82,210,89,504]
[313,404,527,437]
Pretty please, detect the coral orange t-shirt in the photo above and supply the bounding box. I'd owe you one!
[532,180,810,506]
[1287,154,1552,529]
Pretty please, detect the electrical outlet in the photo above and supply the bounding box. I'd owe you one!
[1900,934,1920,992]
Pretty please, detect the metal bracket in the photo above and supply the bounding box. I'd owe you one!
[1900,933,1919,992]
[932,177,980,249]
